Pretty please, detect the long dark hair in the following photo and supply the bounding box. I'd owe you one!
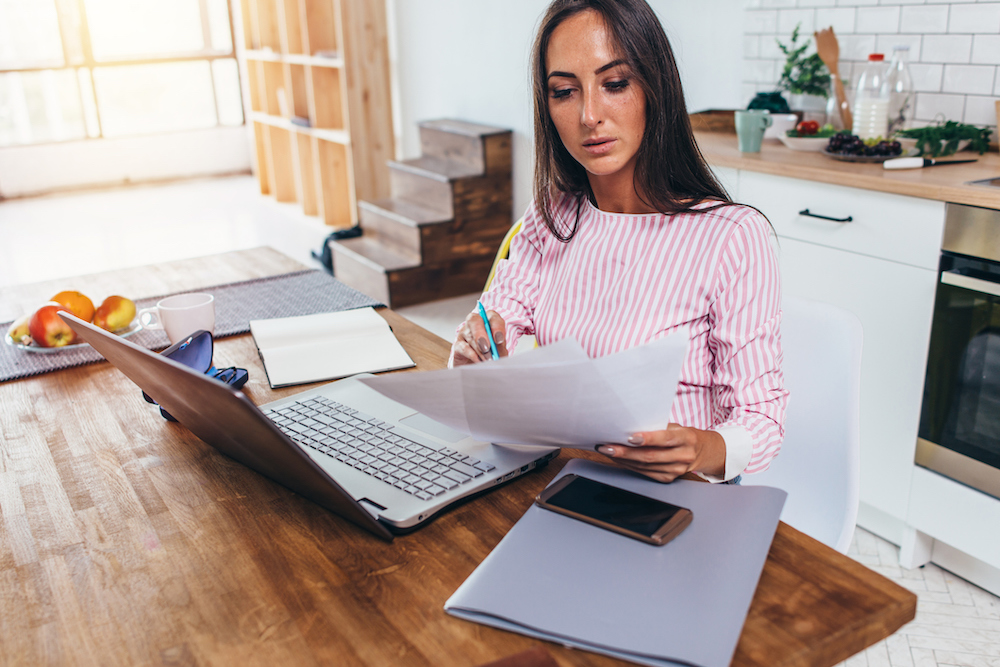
[531,0,732,241]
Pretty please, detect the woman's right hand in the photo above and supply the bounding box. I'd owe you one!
[451,308,508,366]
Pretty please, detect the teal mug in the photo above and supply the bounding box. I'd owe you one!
[735,110,773,153]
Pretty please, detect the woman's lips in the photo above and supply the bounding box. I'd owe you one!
[582,137,616,155]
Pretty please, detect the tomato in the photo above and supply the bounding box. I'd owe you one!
[796,120,820,136]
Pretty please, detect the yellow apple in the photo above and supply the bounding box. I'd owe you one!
[6,313,32,345]
[93,296,136,332]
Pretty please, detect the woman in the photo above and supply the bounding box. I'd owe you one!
[451,0,787,484]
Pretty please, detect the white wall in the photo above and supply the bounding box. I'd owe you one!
[389,0,745,219]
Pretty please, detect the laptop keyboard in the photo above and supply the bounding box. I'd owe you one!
[263,396,497,501]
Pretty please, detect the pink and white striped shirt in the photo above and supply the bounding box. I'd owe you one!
[479,193,787,479]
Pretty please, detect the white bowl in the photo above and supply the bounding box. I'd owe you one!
[764,113,800,140]
[779,134,830,152]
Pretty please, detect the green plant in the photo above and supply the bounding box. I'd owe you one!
[897,121,993,157]
[776,24,831,98]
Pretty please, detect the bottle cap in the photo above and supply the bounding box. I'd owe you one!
[868,53,885,61]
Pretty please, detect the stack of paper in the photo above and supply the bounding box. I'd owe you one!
[445,459,787,667]
[250,307,414,389]
[360,334,689,448]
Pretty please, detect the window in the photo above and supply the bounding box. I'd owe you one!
[0,0,243,147]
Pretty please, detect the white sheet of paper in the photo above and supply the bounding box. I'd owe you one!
[358,333,690,448]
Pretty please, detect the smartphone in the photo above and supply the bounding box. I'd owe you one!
[535,474,693,546]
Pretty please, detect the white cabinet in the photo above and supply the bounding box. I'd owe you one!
[736,171,944,524]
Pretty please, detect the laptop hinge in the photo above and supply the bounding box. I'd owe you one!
[358,498,386,519]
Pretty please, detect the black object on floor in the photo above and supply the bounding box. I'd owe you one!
[312,225,363,274]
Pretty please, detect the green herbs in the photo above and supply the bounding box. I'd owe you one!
[776,25,831,98]
[896,121,993,157]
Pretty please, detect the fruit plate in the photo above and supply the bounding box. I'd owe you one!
[821,149,902,164]
[4,319,142,354]
[779,135,831,152]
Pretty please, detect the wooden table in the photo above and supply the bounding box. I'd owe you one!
[0,247,915,667]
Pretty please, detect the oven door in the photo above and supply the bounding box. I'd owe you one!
[918,252,1000,499]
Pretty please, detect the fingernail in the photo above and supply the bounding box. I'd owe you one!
[598,445,616,456]
[478,338,490,354]
[628,434,643,445]
[493,330,504,344]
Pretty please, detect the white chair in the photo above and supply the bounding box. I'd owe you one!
[742,295,863,554]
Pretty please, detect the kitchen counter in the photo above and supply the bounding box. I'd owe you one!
[695,131,1000,210]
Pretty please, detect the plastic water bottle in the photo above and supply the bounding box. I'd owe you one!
[852,54,890,140]
[886,46,914,135]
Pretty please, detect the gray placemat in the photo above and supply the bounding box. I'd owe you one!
[0,270,383,383]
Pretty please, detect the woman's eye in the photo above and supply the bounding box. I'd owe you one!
[605,79,630,93]
[550,88,573,99]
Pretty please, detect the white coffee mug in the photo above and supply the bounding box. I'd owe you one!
[138,293,215,344]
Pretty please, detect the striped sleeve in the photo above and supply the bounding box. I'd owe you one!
[708,208,787,474]
[478,201,546,353]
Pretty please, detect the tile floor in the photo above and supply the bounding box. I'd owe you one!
[3,175,999,666]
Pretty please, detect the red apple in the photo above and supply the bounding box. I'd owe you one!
[29,304,78,347]
[93,295,136,332]
[51,290,95,322]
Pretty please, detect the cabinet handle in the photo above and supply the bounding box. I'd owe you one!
[798,208,853,223]
[941,270,1000,298]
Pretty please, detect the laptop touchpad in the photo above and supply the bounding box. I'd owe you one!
[398,413,467,443]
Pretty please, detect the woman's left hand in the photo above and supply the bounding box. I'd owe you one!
[596,425,726,483]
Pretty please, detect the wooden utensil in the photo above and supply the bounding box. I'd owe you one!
[815,27,853,131]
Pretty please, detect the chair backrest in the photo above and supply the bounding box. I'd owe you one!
[742,295,863,553]
[484,218,523,292]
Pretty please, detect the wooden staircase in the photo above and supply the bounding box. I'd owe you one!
[329,119,513,308]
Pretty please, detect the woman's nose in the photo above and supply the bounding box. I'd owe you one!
[581,90,602,128]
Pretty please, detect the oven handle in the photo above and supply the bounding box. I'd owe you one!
[941,270,1000,298]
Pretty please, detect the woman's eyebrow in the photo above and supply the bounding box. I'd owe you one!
[547,58,628,80]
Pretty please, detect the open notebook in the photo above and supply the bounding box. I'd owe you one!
[250,307,414,388]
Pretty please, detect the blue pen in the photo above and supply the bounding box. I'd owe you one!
[476,300,500,360]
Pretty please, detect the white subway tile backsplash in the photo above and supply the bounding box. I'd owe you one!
[746,10,778,34]
[964,94,1000,124]
[923,34,973,63]
[901,5,951,33]
[857,6,902,33]
[760,34,785,59]
[973,35,1000,65]
[877,34,923,56]
[815,8,858,34]
[915,91,966,121]
[840,34,880,60]
[910,63,945,91]
[948,3,1000,33]
[942,63,995,93]
[741,1,999,131]
[778,9,816,34]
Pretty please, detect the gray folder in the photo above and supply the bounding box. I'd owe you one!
[444,460,787,667]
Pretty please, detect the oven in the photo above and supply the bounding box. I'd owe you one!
[917,203,1000,500]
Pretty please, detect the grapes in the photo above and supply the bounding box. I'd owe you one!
[826,133,902,158]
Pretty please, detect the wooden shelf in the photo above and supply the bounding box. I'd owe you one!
[236,0,393,228]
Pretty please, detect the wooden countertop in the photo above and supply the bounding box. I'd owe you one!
[696,130,1000,209]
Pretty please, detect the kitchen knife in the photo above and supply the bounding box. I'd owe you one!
[884,157,978,170]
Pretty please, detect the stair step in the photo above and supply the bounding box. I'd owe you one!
[389,167,454,218]
[331,238,495,309]
[418,120,512,177]
[418,118,511,138]
[359,198,451,227]
[331,236,421,273]
[357,200,428,260]
[388,156,482,182]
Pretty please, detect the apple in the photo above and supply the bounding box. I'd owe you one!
[6,313,32,345]
[29,304,78,347]
[51,290,95,322]
[93,296,136,332]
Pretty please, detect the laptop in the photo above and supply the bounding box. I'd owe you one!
[59,312,559,541]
